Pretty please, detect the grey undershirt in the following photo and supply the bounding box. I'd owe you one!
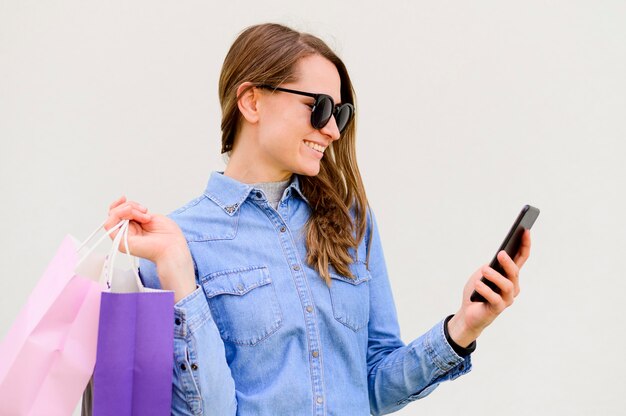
[252,177,292,210]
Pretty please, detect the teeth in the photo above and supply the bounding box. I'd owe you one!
[304,140,326,153]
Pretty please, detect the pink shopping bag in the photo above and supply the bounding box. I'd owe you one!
[0,222,123,416]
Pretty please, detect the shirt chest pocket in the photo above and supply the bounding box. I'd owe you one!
[329,261,371,332]
[201,266,283,346]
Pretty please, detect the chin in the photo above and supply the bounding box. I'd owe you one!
[295,161,322,177]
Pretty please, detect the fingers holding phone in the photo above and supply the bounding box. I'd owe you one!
[474,255,518,313]
[474,228,531,306]
[450,250,527,347]
[448,208,539,346]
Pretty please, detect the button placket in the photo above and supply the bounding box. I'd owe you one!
[269,207,325,412]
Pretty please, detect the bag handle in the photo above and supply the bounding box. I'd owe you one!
[77,219,109,252]
[75,220,126,268]
[102,220,143,291]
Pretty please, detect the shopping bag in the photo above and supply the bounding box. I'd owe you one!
[0,221,125,416]
[91,220,175,416]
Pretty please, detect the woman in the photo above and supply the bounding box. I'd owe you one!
[105,23,531,415]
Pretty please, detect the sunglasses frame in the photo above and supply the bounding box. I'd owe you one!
[256,84,354,133]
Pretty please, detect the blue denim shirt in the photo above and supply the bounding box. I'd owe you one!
[139,171,471,416]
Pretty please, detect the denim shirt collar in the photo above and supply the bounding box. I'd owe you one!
[203,171,309,216]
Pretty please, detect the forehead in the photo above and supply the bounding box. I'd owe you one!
[289,54,342,103]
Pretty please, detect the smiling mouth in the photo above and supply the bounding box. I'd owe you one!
[304,140,326,153]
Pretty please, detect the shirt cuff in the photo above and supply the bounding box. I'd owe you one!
[443,314,477,357]
[419,318,473,376]
[173,285,213,339]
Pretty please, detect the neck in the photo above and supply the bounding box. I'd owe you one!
[224,169,292,184]
[224,133,293,184]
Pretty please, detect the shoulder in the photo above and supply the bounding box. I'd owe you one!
[349,202,376,239]
[167,194,239,242]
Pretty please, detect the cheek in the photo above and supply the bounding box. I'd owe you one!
[266,117,311,145]
[261,104,291,132]
[258,100,313,148]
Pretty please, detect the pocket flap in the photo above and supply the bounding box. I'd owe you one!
[329,262,371,285]
[202,266,271,297]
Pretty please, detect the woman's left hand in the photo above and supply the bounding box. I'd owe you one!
[447,229,532,347]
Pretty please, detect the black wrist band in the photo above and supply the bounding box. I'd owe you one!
[444,314,477,357]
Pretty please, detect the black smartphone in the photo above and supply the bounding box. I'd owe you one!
[470,205,540,302]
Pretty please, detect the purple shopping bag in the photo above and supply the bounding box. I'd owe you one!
[92,291,174,415]
[91,220,175,416]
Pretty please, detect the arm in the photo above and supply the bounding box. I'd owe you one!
[365,209,532,415]
[107,196,237,415]
[365,210,471,415]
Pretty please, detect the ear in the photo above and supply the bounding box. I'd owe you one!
[236,82,260,124]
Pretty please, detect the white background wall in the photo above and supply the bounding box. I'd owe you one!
[1,1,624,415]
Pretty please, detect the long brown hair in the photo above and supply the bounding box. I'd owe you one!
[219,23,371,285]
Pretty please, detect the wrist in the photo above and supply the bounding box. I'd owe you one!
[447,313,481,348]
[156,245,196,303]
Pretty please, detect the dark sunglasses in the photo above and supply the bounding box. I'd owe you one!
[257,84,354,133]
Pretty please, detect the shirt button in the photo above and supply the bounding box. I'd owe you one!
[306,305,313,313]
[175,318,181,325]
[316,396,323,404]
[280,226,286,233]
[180,363,187,371]
[292,265,301,271]
[256,191,262,198]
[191,363,198,371]
[236,284,245,292]
[312,350,319,358]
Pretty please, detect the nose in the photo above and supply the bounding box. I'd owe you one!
[319,116,341,142]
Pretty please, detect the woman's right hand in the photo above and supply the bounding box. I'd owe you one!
[105,195,197,302]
